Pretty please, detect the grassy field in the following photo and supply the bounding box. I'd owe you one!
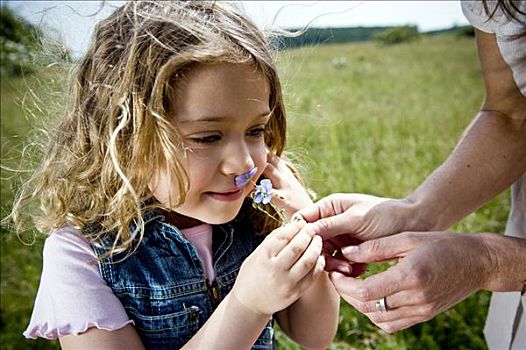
[0,35,507,349]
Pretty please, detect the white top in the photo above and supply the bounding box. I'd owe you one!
[462,1,526,349]
[23,224,214,340]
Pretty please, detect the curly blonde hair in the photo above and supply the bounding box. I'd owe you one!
[8,1,287,256]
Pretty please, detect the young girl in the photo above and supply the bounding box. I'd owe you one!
[13,1,339,349]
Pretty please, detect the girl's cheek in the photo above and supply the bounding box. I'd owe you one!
[149,167,184,206]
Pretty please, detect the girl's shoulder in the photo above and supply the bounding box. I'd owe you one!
[44,225,96,262]
[24,225,132,340]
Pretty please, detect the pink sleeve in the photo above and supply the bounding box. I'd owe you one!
[23,226,134,340]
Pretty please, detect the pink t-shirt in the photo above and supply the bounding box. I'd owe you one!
[182,224,215,282]
[23,223,214,340]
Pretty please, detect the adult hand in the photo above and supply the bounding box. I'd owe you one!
[232,221,325,316]
[329,231,492,333]
[322,234,366,277]
[297,193,417,242]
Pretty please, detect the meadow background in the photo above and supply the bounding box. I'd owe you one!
[0,14,509,350]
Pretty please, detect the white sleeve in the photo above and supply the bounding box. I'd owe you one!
[461,0,498,33]
[23,226,133,340]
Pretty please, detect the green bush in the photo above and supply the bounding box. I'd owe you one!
[375,26,421,45]
[0,6,71,76]
[456,25,476,37]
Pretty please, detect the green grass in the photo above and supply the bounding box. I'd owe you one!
[1,35,506,349]
[1,73,63,349]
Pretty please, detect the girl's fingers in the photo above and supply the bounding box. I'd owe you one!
[270,189,288,207]
[289,234,323,280]
[263,221,304,256]
[296,254,326,292]
[262,162,283,188]
[266,151,283,168]
[269,153,291,174]
[274,224,317,269]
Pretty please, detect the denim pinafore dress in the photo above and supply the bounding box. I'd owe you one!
[90,210,275,349]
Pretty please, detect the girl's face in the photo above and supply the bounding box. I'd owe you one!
[152,63,271,227]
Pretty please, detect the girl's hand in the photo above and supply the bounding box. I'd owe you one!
[263,153,313,219]
[232,221,325,316]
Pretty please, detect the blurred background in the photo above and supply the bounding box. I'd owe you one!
[1,1,500,349]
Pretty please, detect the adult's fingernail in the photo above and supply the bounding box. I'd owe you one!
[341,245,359,256]
[331,263,353,276]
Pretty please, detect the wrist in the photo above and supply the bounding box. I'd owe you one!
[469,233,497,291]
[401,195,444,231]
[478,233,526,292]
[231,283,272,319]
[383,197,437,233]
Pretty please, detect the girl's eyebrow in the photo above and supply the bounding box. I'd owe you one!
[179,112,271,124]
[179,116,227,124]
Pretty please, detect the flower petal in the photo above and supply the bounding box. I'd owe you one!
[261,179,273,192]
[247,167,257,178]
[235,177,245,188]
[254,192,264,204]
[234,167,258,188]
[262,194,272,205]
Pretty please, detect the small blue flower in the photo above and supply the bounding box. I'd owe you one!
[253,179,273,205]
[235,167,258,188]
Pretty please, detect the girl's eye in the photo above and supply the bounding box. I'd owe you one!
[248,127,266,138]
[190,135,221,144]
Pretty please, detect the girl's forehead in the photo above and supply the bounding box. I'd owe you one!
[176,63,268,91]
[171,63,271,122]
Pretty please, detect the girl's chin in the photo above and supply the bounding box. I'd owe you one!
[164,198,246,227]
[201,213,239,225]
[200,205,243,225]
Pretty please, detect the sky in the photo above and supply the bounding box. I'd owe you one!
[6,1,470,58]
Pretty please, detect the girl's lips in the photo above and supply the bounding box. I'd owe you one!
[206,189,244,202]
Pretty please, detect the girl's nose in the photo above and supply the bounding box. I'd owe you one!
[221,143,255,177]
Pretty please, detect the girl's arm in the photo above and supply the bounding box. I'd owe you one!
[264,154,340,349]
[275,272,340,349]
[182,292,270,349]
[60,325,145,350]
